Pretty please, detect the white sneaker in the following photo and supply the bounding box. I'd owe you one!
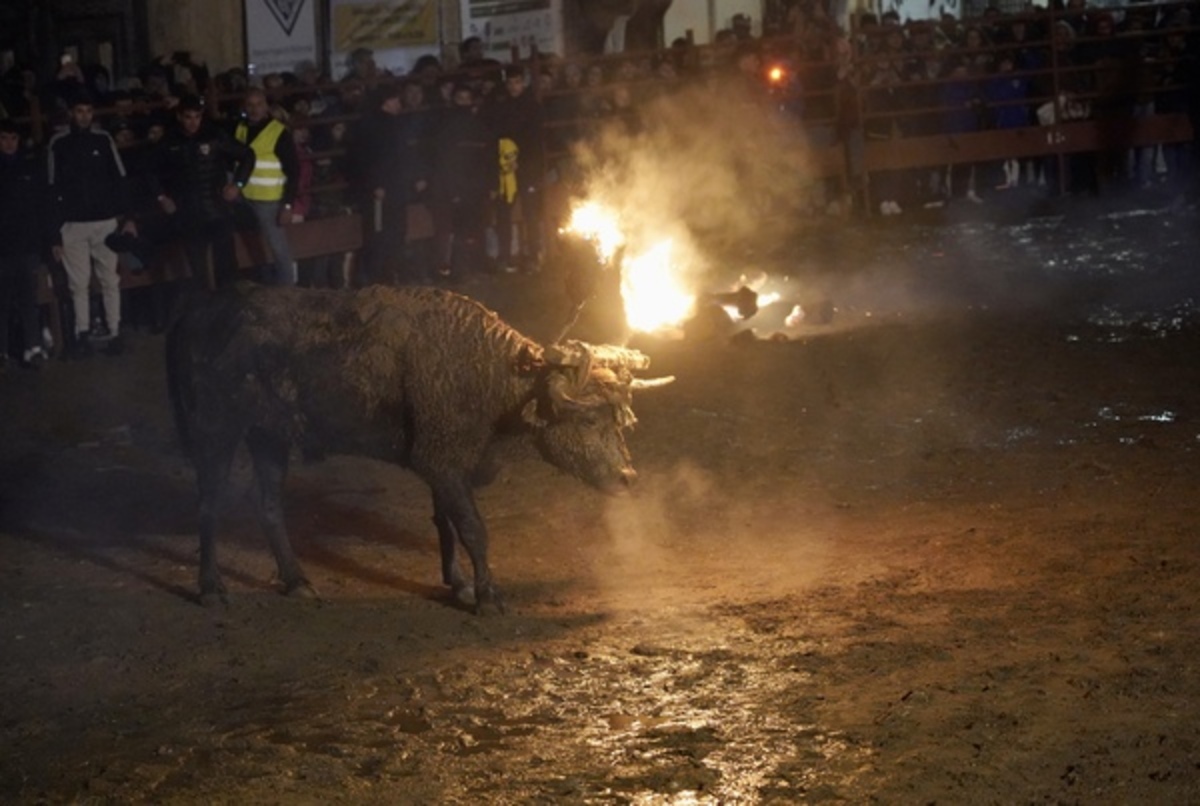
[879,201,892,216]
[966,191,984,204]
[889,200,903,215]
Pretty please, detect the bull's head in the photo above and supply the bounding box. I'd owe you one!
[522,340,674,492]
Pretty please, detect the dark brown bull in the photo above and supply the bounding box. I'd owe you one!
[166,284,671,612]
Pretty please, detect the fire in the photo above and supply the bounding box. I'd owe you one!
[564,199,698,334]
[621,239,696,333]
[562,201,624,265]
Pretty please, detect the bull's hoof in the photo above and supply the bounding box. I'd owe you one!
[473,586,507,616]
[284,580,319,599]
[450,582,476,607]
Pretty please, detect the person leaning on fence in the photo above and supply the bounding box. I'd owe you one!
[151,94,254,293]
[0,118,52,370]
[47,91,138,358]
[234,87,298,285]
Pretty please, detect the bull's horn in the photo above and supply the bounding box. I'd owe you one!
[631,376,676,390]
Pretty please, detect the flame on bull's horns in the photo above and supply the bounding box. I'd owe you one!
[621,239,696,333]
[562,201,624,265]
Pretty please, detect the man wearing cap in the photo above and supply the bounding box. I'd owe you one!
[47,92,137,357]
[153,94,255,291]
[234,87,298,285]
[0,119,52,369]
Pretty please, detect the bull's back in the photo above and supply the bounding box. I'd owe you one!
[167,285,533,463]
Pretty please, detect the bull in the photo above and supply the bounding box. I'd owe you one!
[166,284,672,612]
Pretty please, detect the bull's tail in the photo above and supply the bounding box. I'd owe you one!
[165,315,196,460]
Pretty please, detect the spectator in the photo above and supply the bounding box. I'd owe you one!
[0,118,51,369]
[460,36,488,70]
[985,51,1033,188]
[430,82,493,280]
[1155,15,1195,191]
[487,66,546,273]
[153,94,255,291]
[343,47,382,86]
[411,54,444,107]
[940,59,985,203]
[732,14,754,42]
[582,63,613,118]
[47,92,138,357]
[352,83,426,286]
[234,87,299,285]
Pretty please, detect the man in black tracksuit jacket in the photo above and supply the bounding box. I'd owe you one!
[47,93,137,356]
[0,119,52,368]
[150,95,255,291]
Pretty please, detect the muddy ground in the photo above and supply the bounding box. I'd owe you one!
[2,195,1200,804]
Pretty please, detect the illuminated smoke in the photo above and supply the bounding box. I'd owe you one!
[566,78,821,333]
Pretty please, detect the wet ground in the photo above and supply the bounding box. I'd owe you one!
[2,190,1200,803]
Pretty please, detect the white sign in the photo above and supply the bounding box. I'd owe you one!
[245,0,318,78]
[461,0,563,61]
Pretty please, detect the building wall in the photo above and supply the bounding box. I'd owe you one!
[145,0,243,74]
[664,0,764,45]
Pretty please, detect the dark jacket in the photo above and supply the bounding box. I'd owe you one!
[0,149,53,256]
[154,121,255,223]
[431,105,494,202]
[486,89,545,177]
[47,123,131,225]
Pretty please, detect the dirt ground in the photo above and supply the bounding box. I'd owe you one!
[2,197,1200,804]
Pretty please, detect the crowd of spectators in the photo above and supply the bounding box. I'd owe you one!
[1,1,1200,369]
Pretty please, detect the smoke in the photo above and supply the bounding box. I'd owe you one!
[593,460,834,613]
[570,79,823,286]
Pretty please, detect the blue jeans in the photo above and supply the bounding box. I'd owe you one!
[247,199,296,286]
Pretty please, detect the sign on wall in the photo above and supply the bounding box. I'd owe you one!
[331,0,439,51]
[461,0,563,60]
[245,0,318,77]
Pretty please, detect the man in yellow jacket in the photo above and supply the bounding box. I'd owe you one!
[235,88,298,285]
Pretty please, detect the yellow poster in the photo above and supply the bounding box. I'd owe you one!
[332,1,438,50]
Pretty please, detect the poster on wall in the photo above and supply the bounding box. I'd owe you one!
[245,0,318,78]
[461,0,563,61]
[330,0,439,51]
[328,0,439,78]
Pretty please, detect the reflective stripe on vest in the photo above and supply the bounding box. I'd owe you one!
[236,119,287,202]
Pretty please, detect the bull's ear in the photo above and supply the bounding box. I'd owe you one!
[521,398,546,428]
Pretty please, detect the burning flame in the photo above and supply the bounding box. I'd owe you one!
[621,239,696,332]
[563,201,624,265]
[564,199,699,334]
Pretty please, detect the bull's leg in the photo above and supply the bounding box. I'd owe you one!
[245,429,314,598]
[432,479,505,615]
[196,438,237,606]
[431,492,470,603]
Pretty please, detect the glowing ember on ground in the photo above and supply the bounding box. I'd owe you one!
[621,239,696,333]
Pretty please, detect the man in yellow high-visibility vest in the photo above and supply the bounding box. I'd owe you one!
[235,88,298,285]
